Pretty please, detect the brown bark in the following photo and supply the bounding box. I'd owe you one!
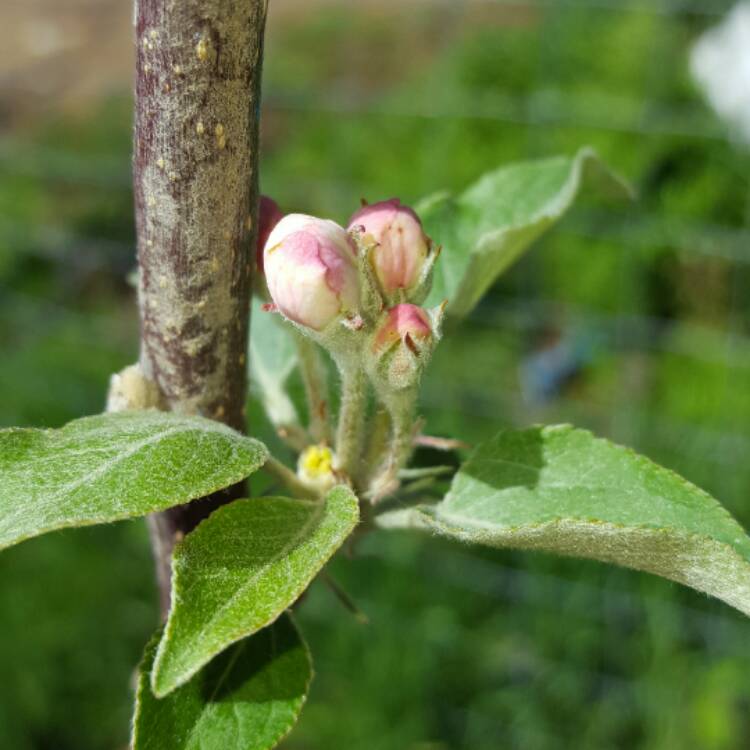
[133,0,267,615]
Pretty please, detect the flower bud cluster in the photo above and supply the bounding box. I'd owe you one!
[260,198,442,376]
[258,194,445,492]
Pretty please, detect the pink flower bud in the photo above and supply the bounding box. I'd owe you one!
[368,303,441,392]
[373,303,432,354]
[255,196,284,274]
[347,198,430,297]
[264,214,360,331]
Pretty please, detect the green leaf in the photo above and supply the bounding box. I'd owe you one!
[152,484,359,697]
[133,614,312,750]
[249,297,300,430]
[419,148,632,318]
[379,425,750,617]
[0,411,268,551]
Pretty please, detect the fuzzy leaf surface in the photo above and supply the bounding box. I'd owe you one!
[379,425,750,617]
[0,411,267,551]
[133,614,311,750]
[419,148,631,318]
[152,485,359,696]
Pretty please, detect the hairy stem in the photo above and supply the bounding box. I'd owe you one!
[335,361,368,484]
[134,0,267,616]
[263,455,319,500]
[368,391,418,502]
[363,408,390,481]
[385,399,417,475]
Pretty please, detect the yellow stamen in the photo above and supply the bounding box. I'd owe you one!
[299,444,334,478]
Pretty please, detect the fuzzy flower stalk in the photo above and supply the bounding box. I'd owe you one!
[366,303,443,500]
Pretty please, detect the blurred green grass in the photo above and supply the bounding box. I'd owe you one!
[2,1,750,748]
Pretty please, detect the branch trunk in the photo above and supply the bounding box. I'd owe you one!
[134,0,267,616]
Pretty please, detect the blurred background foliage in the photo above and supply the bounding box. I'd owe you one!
[2,0,750,748]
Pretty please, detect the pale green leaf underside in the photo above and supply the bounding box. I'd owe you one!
[0,411,267,551]
[379,425,750,617]
[152,485,359,697]
[419,148,632,318]
[133,614,311,750]
[249,297,299,428]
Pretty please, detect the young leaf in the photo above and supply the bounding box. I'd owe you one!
[132,614,312,750]
[249,297,300,431]
[379,425,750,617]
[419,148,632,318]
[152,485,359,697]
[0,411,267,551]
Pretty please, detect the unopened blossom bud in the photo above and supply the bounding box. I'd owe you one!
[255,196,284,274]
[373,303,432,353]
[264,214,360,332]
[297,444,336,491]
[347,198,431,301]
[369,303,436,391]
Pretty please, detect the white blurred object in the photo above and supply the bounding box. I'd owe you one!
[691,2,750,145]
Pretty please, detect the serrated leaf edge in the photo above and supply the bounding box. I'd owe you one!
[425,510,750,616]
[151,487,358,697]
[0,414,269,551]
[259,613,314,750]
[377,423,750,616]
[131,614,314,750]
[447,423,747,538]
